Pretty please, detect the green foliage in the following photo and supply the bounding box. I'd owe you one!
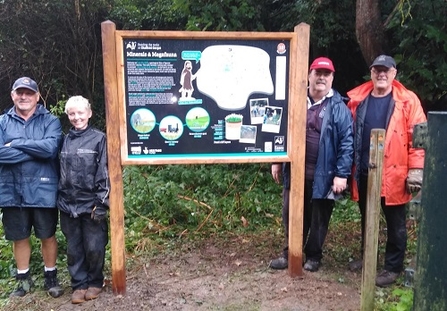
[49,99,67,119]
[122,164,282,253]
[0,164,418,310]
[331,193,417,311]
[108,0,185,30]
[332,195,360,224]
[49,98,92,133]
[1,0,445,117]
[0,221,68,300]
[123,164,418,311]
[0,0,111,123]
[289,0,356,48]
[375,287,414,311]
[172,0,266,31]
[387,0,447,107]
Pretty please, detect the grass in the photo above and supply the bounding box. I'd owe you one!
[0,164,417,310]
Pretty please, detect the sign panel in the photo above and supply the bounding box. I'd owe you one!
[103,23,310,293]
[119,36,292,163]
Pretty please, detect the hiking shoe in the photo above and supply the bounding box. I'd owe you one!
[71,289,87,304]
[44,269,64,298]
[375,270,399,287]
[303,260,321,272]
[269,256,288,270]
[10,271,34,297]
[85,287,102,300]
[349,259,363,271]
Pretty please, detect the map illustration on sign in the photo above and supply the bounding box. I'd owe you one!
[195,45,274,111]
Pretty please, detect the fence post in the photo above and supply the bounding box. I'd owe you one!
[360,129,385,311]
[413,112,447,310]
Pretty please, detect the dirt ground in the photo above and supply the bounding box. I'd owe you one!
[4,232,363,311]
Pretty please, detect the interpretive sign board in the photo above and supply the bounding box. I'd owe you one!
[101,21,310,294]
[121,38,290,162]
[113,30,306,165]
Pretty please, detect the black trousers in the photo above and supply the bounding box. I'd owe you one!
[282,180,310,258]
[60,211,108,290]
[358,174,407,273]
[304,198,335,261]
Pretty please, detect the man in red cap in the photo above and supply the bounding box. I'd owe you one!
[270,57,354,271]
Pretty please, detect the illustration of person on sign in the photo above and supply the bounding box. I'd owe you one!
[179,60,197,100]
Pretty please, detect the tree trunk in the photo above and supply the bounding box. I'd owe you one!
[355,0,384,65]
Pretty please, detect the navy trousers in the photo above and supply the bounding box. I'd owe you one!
[304,198,335,261]
[358,174,407,272]
[60,211,108,290]
[282,180,312,258]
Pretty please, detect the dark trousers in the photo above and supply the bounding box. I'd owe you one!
[60,211,108,290]
[282,179,316,258]
[304,198,335,261]
[358,174,407,272]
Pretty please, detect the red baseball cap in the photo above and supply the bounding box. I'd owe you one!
[309,57,335,72]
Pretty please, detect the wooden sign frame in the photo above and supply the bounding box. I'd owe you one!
[101,21,309,294]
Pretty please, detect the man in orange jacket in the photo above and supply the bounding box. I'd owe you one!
[347,55,426,287]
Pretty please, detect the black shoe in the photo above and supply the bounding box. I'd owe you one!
[44,269,64,298]
[303,260,320,272]
[269,256,288,270]
[10,271,34,297]
[375,270,399,287]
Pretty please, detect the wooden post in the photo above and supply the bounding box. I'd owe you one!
[288,23,310,277]
[100,22,310,292]
[413,113,447,310]
[101,21,126,295]
[360,129,385,311]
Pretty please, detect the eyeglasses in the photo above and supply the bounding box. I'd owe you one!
[312,70,333,77]
[371,67,394,75]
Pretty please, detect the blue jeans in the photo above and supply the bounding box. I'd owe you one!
[60,211,108,290]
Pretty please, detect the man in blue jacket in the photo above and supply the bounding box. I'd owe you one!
[0,77,64,298]
[270,57,354,272]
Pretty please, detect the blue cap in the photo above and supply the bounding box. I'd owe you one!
[12,77,39,93]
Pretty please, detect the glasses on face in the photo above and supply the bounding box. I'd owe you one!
[371,67,394,75]
[313,70,332,77]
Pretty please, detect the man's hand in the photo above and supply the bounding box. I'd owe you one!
[406,169,423,193]
[91,206,107,223]
[332,177,347,194]
[271,163,282,184]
